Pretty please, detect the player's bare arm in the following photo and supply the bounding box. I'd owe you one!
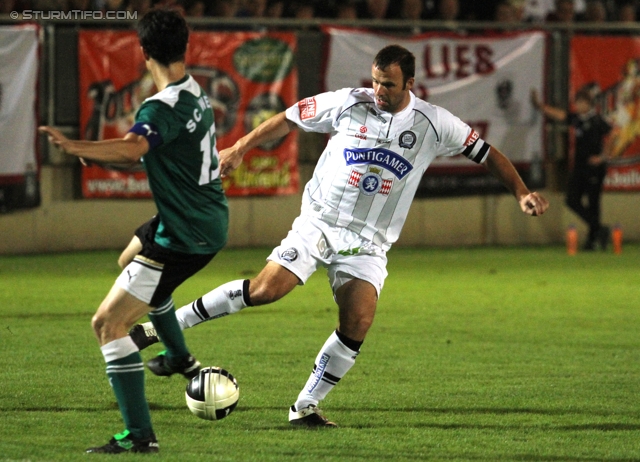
[219,111,297,177]
[483,146,549,217]
[39,126,149,164]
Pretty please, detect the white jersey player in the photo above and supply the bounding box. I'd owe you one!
[130,45,549,428]
[288,87,490,251]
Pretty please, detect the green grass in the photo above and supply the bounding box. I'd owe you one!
[0,245,639,461]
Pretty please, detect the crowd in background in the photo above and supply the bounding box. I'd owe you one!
[0,0,639,23]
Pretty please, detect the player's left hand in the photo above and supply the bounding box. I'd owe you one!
[587,154,606,166]
[519,192,549,216]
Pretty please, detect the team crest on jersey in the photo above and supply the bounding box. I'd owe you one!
[280,247,299,262]
[348,167,393,196]
[399,131,417,149]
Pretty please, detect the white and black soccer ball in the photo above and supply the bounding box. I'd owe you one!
[185,367,239,421]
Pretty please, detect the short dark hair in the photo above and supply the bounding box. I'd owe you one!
[575,89,594,106]
[137,9,189,67]
[373,45,415,87]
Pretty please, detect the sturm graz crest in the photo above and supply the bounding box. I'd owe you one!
[399,131,416,149]
[280,248,299,262]
[359,171,383,196]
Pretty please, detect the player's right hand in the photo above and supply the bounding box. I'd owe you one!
[219,146,245,177]
[39,126,69,151]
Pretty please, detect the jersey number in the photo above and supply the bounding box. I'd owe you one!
[198,124,220,185]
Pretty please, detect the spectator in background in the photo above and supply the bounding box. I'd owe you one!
[287,0,315,18]
[583,0,607,20]
[336,0,359,19]
[182,0,206,16]
[522,0,556,21]
[511,0,528,20]
[32,0,70,11]
[68,0,93,11]
[266,0,285,18]
[357,0,391,19]
[494,0,519,21]
[238,0,267,17]
[103,0,127,11]
[532,88,612,250]
[435,0,461,20]
[127,0,152,15]
[617,0,637,20]
[212,0,239,17]
[0,0,18,13]
[546,0,576,21]
[396,0,425,20]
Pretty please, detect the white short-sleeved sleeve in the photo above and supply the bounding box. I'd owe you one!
[435,106,490,164]
[285,88,354,134]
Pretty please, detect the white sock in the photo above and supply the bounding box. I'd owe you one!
[100,336,139,362]
[175,279,250,329]
[294,331,360,410]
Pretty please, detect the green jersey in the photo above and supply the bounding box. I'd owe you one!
[133,74,228,254]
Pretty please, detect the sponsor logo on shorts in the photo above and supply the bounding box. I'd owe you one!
[399,130,417,149]
[298,97,316,120]
[280,247,299,262]
[317,235,333,259]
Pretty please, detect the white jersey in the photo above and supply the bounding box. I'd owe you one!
[285,87,490,251]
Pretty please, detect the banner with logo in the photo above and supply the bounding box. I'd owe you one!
[78,30,298,198]
[324,28,546,196]
[0,25,39,212]
[571,35,640,191]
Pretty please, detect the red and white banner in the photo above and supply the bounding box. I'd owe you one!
[78,30,298,198]
[324,28,546,196]
[0,25,39,210]
[571,35,640,191]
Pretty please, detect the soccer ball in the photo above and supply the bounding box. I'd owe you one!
[185,367,239,421]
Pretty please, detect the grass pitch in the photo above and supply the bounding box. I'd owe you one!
[0,245,639,461]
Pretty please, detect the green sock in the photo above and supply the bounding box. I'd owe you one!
[149,297,190,365]
[105,351,153,440]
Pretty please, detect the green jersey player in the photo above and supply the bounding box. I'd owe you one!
[39,8,227,454]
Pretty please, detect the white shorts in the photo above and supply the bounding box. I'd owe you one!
[267,215,388,296]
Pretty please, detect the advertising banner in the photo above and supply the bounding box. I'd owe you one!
[78,30,298,198]
[0,25,39,211]
[324,28,546,196]
[571,35,640,191]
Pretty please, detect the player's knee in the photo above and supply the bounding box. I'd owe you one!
[340,315,374,341]
[91,312,106,337]
[356,315,375,334]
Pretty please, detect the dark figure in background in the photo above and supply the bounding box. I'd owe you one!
[546,0,576,21]
[532,88,612,250]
